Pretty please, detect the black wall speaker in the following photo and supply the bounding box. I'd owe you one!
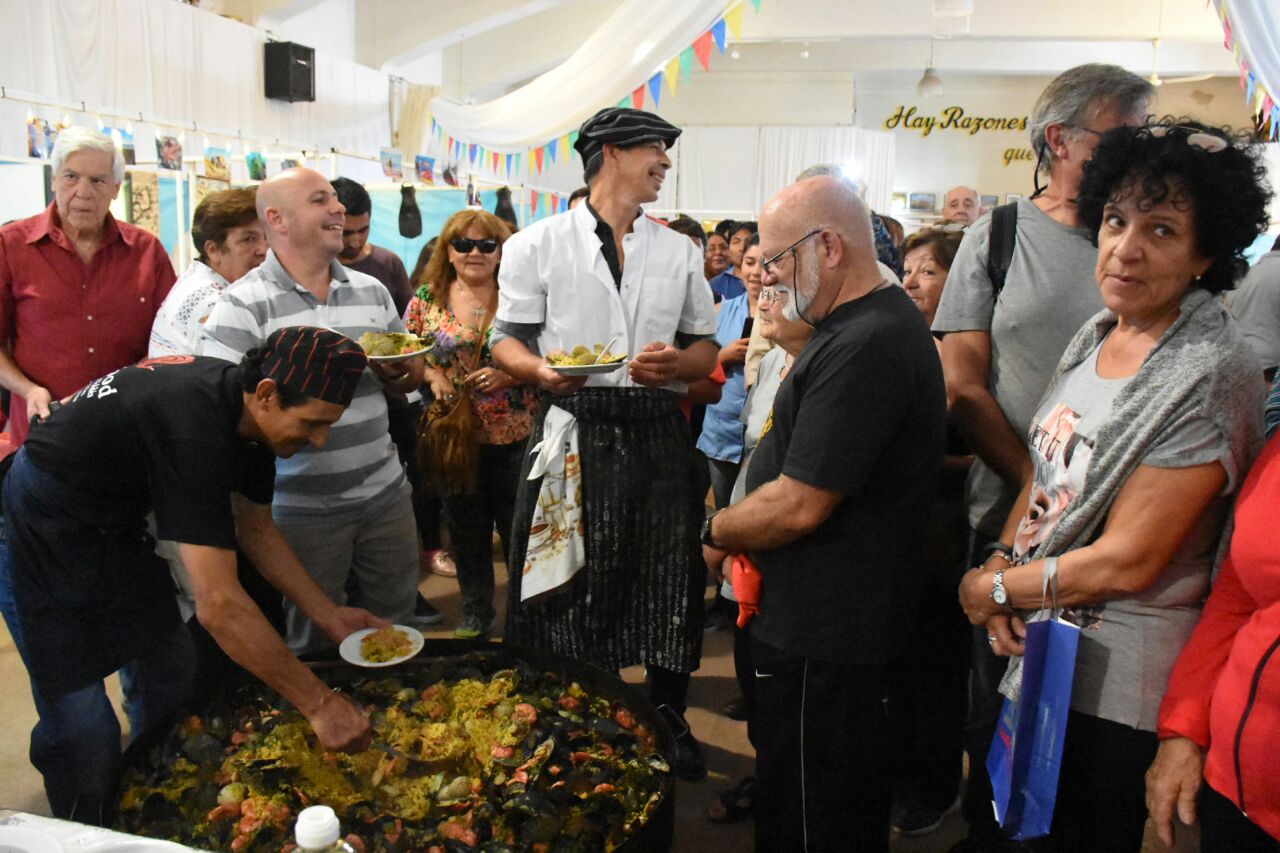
[264,41,315,103]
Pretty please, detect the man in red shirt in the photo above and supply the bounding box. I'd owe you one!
[0,126,176,446]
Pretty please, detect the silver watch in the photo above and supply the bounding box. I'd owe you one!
[991,568,1013,612]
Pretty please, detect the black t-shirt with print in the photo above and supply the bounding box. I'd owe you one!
[744,286,947,665]
[23,355,275,550]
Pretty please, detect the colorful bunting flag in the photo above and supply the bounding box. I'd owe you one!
[491,151,500,172]
[712,19,728,53]
[693,31,714,70]
[648,72,663,107]
[664,56,681,95]
[505,153,514,175]
[548,138,559,163]
[534,146,545,173]
[561,133,572,160]
[515,153,523,175]
[725,4,744,40]
[749,0,761,10]
[531,191,540,217]
[680,46,695,81]
[615,96,630,110]
[551,193,560,212]
[632,85,645,108]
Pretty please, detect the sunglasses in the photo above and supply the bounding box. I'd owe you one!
[1141,124,1229,153]
[450,237,499,254]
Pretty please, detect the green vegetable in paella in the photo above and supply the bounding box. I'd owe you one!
[115,656,669,852]
[358,331,427,357]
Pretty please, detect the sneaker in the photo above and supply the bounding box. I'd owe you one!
[411,593,444,626]
[893,795,960,837]
[453,614,492,640]
[656,704,707,782]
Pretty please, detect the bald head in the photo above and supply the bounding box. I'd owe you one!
[942,185,979,225]
[255,167,346,261]
[759,176,882,324]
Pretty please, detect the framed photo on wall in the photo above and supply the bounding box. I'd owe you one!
[908,192,936,212]
[980,194,999,209]
[1006,193,1024,204]
[892,191,907,210]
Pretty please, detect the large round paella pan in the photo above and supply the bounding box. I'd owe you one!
[111,641,675,852]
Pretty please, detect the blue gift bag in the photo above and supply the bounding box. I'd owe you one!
[986,557,1081,841]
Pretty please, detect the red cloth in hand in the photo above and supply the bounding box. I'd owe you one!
[732,554,762,628]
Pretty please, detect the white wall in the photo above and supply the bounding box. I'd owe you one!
[263,0,358,63]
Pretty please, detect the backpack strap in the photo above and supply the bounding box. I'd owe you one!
[986,201,1019,300]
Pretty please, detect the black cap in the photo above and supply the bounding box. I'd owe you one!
[574,108,681,179]
[260,326,367,408]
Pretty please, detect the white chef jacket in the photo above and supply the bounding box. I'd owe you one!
[497,203,716,392]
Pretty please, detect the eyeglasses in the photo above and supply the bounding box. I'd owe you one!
[761,229,823,278]
[450,237,499,254]
[1141,124,1229,153]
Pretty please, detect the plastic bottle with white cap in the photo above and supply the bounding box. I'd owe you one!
[294,805,356,853]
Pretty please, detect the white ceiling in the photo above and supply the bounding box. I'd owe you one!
[214,0,1241,101]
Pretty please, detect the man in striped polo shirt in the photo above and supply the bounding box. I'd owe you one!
[200,167,436,654]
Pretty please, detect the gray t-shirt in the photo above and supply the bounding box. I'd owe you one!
[1003,341,1234,732]
[932,198,1103,534]
[1226,250,1280,372]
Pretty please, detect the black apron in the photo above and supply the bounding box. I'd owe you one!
[505,387,704,673]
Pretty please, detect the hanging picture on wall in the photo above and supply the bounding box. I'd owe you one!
[156,135,183,170]
[204,146,230,182]
[246,151,267,181]
[891,192,907,210]
[1005,193,1023,204]
[26,117,54,159]
[279,159,299,171]
[104,126,136,165]
[414,155,435,185]
[127,171,160,236]
[980,194,999,209]
[380,148,403,181]
[908,192,936,212]
[195,177,225,208]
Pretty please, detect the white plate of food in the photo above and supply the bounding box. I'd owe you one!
[546,344,627,376]
[358,332,433,363]
[339,625,424,667]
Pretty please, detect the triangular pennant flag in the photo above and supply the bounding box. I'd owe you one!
[505,153,514,175]
[693,31,713,70]
[648,72,663,107]
[615,96,630,109]
[548,138,559,162]
[515,153,522,174]
[749,0,761,10]
[533,146,545,173]
[1265,94,1275,117]
[664,56,681,95]
[680,46,695,81]
[1247,74,1257,103]
[725,4,744,40]
[531,191,540,217]
[468,143,478,164]
[492,151,500,172]
[560,134,572,162]
[1254,84,1267,115]
[632,85,645,108]
[712,19,727,53]
[551,194,560,212]
[569,130,579,150]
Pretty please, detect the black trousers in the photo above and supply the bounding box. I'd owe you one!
[387,395,443,552]
[752,635,890,852]
[1202,783,1280,853]
[441,441,523,625]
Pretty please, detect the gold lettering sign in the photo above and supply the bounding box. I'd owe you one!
[1003,147,1035,167]
[884,105,1029,138]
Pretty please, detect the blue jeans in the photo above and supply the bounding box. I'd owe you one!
[0,513,194,824]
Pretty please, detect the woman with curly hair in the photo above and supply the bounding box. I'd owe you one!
[958,118,1271,851]
[404,210,538,639]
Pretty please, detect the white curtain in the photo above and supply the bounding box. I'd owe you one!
[657,126,896,217]
[428,0,727,149]
[1214,0,1280,122]
[0,0,390,158]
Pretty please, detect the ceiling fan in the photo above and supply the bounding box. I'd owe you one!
[1147,37,1215,87]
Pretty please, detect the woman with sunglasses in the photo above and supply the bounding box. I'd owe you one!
[957,118,1269,851]
[404,210,538,640]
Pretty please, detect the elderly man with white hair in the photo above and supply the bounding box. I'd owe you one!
[702,175,947,851]
[0,126,175,445]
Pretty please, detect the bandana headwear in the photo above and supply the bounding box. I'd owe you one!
[573,108,682,180]
[260,326,367,408]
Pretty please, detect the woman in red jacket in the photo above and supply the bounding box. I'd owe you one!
[1147,431,1280,852]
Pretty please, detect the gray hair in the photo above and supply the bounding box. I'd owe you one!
[1030,63,1153,175]
[52,126,125,184]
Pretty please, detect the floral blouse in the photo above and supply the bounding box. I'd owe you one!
[405,284,538,446]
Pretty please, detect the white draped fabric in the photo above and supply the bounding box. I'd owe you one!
[428,0,728,149]
[1214,0,1280,120]
[657,125,896,217]
[0,0,390,158]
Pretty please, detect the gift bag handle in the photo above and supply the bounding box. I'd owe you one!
[1040,556,1062,618]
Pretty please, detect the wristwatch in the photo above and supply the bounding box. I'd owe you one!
[990,568,1013,613]
[700,511,722,548]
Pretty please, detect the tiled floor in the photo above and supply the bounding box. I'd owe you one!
[0,562,1190,852]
